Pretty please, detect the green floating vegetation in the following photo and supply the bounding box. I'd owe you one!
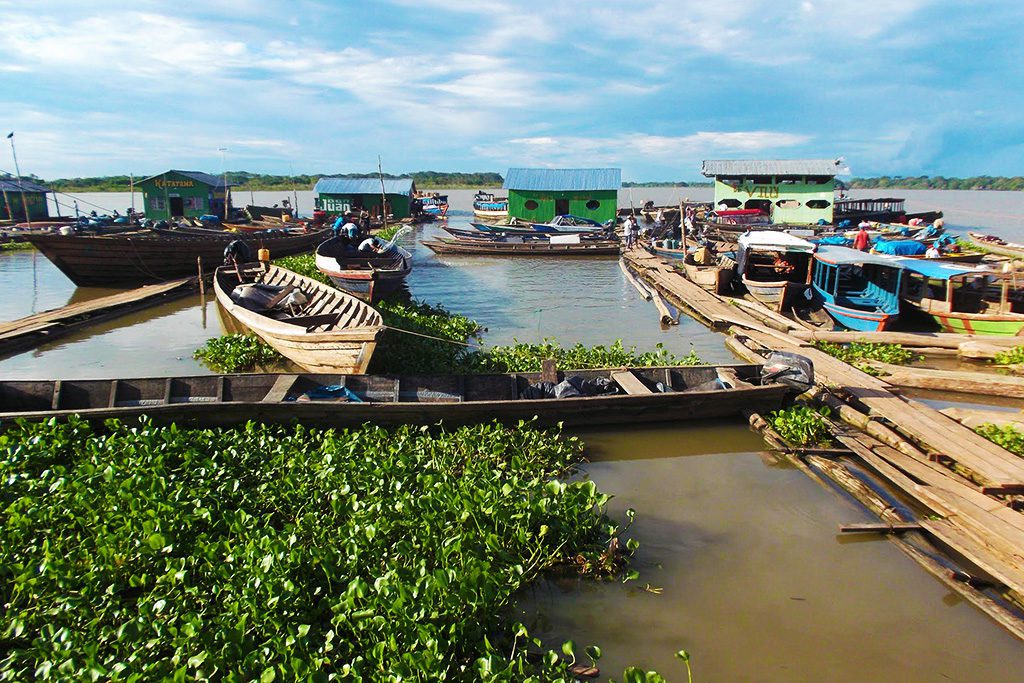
[371,299,482,375]
[193,333,283,373]
[0,417,658,681]
[469,339,701,374]
[974,423,1024,456]
[272,253,331,285]
[0,241,35,252]
[955,237,988,254]
[992,345,1024,366]
[813,341,921,376]
[768,404,833,448]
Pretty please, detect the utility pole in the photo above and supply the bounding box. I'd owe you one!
[7,132,31,228]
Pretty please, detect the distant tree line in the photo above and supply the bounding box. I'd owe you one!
[844,176,1024,191]
[11,171,508,192]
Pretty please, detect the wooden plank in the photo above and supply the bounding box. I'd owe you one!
[921,518,1024,596]
[839,522,923,533]
[262,374,297,403]
[941,407,1024,431]
[612,370,653,395]
[108,380,119,408]
[51,380,62,411]
[866,361,1024,399]
[163,378,173,405]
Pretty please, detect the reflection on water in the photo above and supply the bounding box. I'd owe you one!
[516,425,1024,682]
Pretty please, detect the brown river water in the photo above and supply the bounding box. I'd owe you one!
[4,189,1024,679]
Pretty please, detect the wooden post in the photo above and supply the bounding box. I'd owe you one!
[540,358,558,384]
[680,199,688,254]
[1,188,11,221]
[377,155,388,233]
[197,256,205,295]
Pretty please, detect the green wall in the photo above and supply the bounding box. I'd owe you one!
[0,191,48,221]
[137,171,223,220]
[315,193,412,220]
[507,189,617,223]
[713,177,835,224]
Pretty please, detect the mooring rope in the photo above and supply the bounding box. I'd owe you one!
[381,325,482,348]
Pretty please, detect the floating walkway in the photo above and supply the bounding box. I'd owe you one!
[622,245,1024,638]
[0,278,197,357]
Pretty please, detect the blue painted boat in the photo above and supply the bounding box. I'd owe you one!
[472,191,509,218]
[811,246,903,331]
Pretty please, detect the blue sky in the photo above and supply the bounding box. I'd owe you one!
[0,0,1021,181]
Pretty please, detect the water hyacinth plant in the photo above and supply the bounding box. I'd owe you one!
[974,422,1024,456]
[0,417,655,681]
[992,345,1024,366]
[193,333,283,373]
[813,341,921,376]
[768,404,833,448]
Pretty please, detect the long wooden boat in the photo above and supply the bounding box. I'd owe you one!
[214,263,384,373]
[968,231,1024,259]
[736,231,816,310]
[0,364,792,430]
[27,228,332,287]
[811,246,903,331]
[897,258,1024,335]
[422,237,620,256]
[314,235,412,302]
[647,241,734,295]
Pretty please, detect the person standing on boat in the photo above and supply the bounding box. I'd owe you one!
[854,222,871,251]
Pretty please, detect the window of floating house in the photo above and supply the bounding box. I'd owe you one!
[150,196,166,211]
[586,199,600,210]
[185,197,203,210]
[524,200,539,210]
[806,176,833,184]
[806,199,832,209]
[776,199,801,209]
[778,177,800,185]
[717,198,742,209]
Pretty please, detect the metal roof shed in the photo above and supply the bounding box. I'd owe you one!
[503,168,620,223]
[313,177,416,220]
[0,177,52,222]
[135,170,233,221]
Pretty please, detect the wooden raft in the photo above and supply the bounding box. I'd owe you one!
[0,277,197,357]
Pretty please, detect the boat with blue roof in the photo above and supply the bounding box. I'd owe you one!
[811,246,904,331]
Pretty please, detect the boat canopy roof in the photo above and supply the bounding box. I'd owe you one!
[738,231,816,252]
[895,258,987,280]
[815,245,902,268]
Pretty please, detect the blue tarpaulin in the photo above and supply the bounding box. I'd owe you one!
[871,239,927,256]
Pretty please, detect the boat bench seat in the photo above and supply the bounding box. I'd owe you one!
[278,313,342,331]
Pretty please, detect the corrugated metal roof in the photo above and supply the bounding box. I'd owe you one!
[0,177,49,193]
[702,159,849,177]
[815,245,903,268]
[137,170,232,188]
[738,231,816,251]
[314,177,414,196]
[503,168,621,191]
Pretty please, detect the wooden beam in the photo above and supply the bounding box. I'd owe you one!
[839,522,923,533]
[262,374,297,403]
[612,370,653,395]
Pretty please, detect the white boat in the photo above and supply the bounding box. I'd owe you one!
[736,231,816,310]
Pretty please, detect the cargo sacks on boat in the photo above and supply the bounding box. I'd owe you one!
[520,375,623,399]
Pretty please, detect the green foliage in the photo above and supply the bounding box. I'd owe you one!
[993,346,1024,365]
[956,238,987,254]
[193,333,283,373]
[0,242,35,251]
[848,175,1024,191]
[813,341,921,375]
[468,339,701,374]
[975,423,1024,456]
[768,404,833,447]
[0,417,647,681]
[272,253,331,285]
[370,299,483,374]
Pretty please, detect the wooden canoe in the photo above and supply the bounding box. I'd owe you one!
[27,228,332,287]
[0,364,792,430]
[968,231,1024,259]
[214,263,384,373]
[422,237,620,256]
[314,236,412,302]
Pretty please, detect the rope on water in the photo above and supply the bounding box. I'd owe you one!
[382,324,482,348]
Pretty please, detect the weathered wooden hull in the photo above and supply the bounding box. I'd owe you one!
[0,365,791,430]
[968,232,1024,259]
[28,229,332,287]
[314,237,411,302]
[683,261,733,295]
[423,238,619,256]
[742,278,806,310]
[214,264,384,373]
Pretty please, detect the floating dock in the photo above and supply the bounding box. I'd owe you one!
[0,278,197,357]
[622,245,1024,639]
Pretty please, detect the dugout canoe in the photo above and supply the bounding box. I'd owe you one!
[26,227,332,287]
[422,237,620,256]
[0,364,793,430]
[214,263,384,373]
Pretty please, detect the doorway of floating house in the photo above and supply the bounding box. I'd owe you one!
[555,198,570,216]
[744,199,772,216]
[169,196,185,217]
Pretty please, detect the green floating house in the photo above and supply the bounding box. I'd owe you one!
[313,178,415,220]
[136,170,232,221]
[504,168,620,223]
[701,159,849,224]
[1,177,51,222]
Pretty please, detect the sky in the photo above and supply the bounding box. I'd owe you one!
[0,0,1021,182]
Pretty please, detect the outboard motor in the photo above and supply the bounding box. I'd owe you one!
[761,351,814,394]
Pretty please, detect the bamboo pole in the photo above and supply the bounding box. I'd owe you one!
[378,155,388,233]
